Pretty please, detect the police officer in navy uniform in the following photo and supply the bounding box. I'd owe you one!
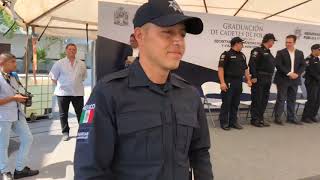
[74,0,213,179]
[218,37,252,130]
[249,33,276,127]
[301,44,320,123]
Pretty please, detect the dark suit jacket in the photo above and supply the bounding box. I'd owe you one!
[274,48,305,85]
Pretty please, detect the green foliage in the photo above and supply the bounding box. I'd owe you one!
[36,48,47,63]
[0,8,19,39]
[59,52,66,59]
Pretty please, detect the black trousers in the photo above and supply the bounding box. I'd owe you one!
[57,96,84,133]
[302,81,320,119]
[274,83,298,122]
[219,79,242,127]
[250,75,272,123]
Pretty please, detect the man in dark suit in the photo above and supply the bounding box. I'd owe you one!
[274,35,306,125]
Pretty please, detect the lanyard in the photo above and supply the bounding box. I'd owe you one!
[0,71,27,94]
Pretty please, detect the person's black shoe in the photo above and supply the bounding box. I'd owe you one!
[274,119,284,125]
[62,133,70,141]
[230,123,243,130]
[311,117,319,123]
[251,121,263,127]
[221,125,231,131]
[301,118,313,123]
[1,172,13,180]
[14,167,39,179]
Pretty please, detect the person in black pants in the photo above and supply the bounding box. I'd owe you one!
[301,44,320,123]
[249,33,276,127]
[274,35,306,125]
[49,44,87,141]
[218,37,252,130]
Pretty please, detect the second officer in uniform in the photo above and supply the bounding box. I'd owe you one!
[301,44,320,123]
[249,33,276,127]
[218,37,252,130]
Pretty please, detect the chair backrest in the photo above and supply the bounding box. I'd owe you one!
[201,81,221,97]
[242,82,251,94]
[270,83,277,94]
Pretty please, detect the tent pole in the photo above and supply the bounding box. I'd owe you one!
[264,0,312,19]
[86,23,89,53]
[234,0,248,16]
[24,26,30,113]
[202,0,208,13]
[38,17,52,41]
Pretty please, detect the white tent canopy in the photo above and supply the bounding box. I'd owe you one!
[13,0,320,39]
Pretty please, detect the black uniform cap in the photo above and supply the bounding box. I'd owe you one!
[230,37,245,46]
[311,44,320,50]
[262,33,277,42]
[133,0,203,34]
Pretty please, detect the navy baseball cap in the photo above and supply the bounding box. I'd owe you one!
[230,37,245,46]
[311,44,320,50]
[133,0,203,34]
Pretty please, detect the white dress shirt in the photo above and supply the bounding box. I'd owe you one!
[49,57,87,96]
[288,49,295,75]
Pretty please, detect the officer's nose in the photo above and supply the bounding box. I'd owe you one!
[172,35,184,47]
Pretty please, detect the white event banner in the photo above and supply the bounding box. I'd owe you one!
[99,1,320,70]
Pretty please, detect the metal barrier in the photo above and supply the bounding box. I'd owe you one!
[18,74,54,121]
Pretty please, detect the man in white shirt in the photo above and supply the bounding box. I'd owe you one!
[274,35,306,125]
[49,44,87,141]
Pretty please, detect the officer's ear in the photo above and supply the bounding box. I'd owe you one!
[134,27,143,47]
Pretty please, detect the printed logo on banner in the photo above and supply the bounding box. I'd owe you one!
[294,28,302,39]
[114,7,129,26]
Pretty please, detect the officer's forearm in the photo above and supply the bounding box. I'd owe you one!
[245,69,251,82]
[0,96,14,105]
[218,68,225,84]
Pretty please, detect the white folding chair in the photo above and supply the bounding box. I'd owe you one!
[295,86,307,115]
[269,83,278,117]
[201,82,222,127]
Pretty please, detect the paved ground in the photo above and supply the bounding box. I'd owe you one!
[7,114,320,180]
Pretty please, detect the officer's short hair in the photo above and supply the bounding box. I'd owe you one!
[0,52,16,63]
[286,35,297,42]
[65,43,77,49]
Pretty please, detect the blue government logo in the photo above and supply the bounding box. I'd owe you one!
[294,28,302,39]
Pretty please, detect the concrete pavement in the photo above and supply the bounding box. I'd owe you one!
[7,116,320,180]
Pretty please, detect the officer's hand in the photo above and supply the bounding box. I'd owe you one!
[291,73,299,79]
[247,81,252,87]
[251,78,257,83]
[12,94,28,103]
[220,83,228,92]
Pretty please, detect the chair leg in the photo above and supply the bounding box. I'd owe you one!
[207,103,215,127]
[246,105,251,121]
[272,105,275,117]
[295,103,300,115]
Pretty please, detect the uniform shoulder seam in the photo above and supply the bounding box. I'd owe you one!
[99,69,129,84]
